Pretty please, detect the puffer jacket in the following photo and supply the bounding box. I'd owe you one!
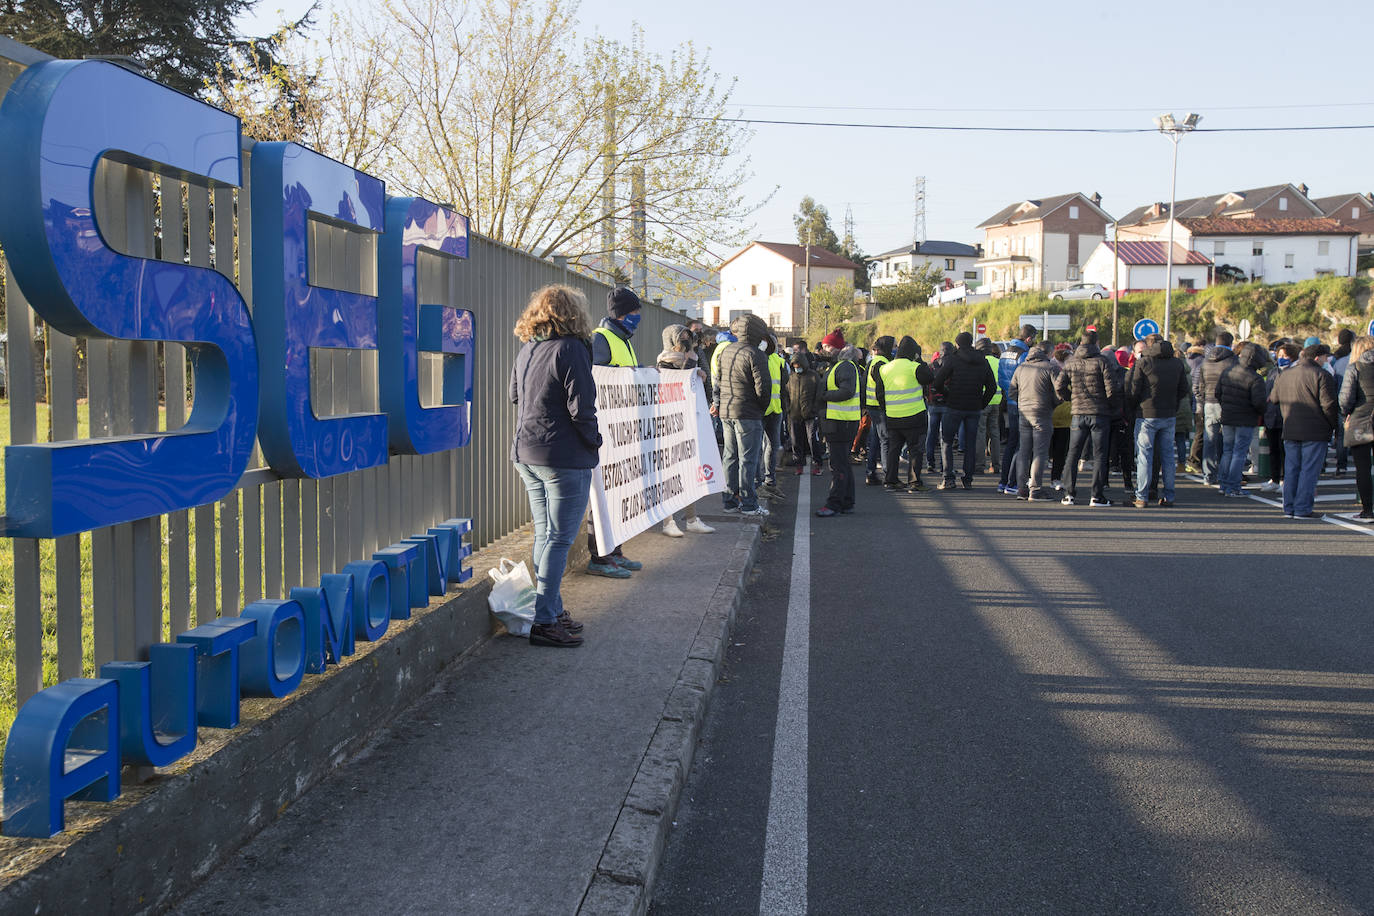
[933,343,997,411]
[1054,342,1119,416]
[1214,342,1270,427]
[1339,349,1374,427]
[715,314,771,420]
[1193,346,1235,407]
[1008,348,1059,417]
[1269,357,1338,442]
[786,352,825,421]
[1126,340,1190,419]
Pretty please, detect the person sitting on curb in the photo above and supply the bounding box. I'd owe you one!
[816,330,862,517]
[933,332,997,490]
[1268,342,1338,520]
[873,335,935,492]
[714,314,773,519]
[655,323,717,538]
[586,286,644,578]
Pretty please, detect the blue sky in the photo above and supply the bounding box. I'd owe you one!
[244,0,1373,260]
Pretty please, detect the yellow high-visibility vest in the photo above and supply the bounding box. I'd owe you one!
[825,360,861,421]
[766,352,783,415]
[594,327,638,367]
[986,354,1003,405]
[866,354,889,408]
[878,358,927,418]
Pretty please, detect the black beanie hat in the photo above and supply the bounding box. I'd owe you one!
[608,287,642,318]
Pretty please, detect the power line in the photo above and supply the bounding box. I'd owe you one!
[735,101,1374,114]
[702,115,1374,134]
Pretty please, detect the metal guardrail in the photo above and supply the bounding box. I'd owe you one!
[0,44,686,714]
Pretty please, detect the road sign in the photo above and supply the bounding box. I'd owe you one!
[1238,318,1251,340]
[1133,318,1160,341]
[976,322,987,335]
[1367,318,1374,337]
[1019,313,1070,331]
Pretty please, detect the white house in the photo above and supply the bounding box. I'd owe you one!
[974,192,1113,296]
[715,241,861,331]
[1082,240,1212,293]
[1118,217,1359,283]
[869,240,982,289]
[1312,192,1374,254]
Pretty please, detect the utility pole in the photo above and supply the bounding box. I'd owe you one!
[913,176,927,249]
[804,229,813,333]
[1111,221,1120,346]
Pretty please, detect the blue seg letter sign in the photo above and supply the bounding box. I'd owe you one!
[0,60,478,836]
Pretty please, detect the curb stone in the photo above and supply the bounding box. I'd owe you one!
[578,522,761,916]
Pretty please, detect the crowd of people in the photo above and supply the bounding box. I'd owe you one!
[507,280,1371,648]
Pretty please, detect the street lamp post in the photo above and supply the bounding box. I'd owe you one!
[1153,112,1201,341]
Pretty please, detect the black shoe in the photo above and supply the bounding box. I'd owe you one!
[530,622,584,647]
[907,481,928,493]
[839,507,856,514]
[960,479,973,490]
[557,612,584,633]
[865,474,881,486]
[939,480,958,490]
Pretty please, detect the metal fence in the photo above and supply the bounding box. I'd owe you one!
[0,41,687,718]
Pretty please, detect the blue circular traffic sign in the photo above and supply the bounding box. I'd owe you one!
[1368,318,1374,337]
[1133,318,1160,341]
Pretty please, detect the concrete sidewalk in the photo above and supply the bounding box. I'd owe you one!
[172,508,760,916]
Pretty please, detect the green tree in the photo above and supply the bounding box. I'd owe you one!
[873,262,945,310]
[805,276,863,338]
[0,0,307,99]
[794,195,868,290]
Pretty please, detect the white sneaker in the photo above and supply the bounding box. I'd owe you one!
[662,518,684,537]
[1052,479,1063,490]
[684,517,716,534]
[739,506,770,518]
[1260,480,1281,493]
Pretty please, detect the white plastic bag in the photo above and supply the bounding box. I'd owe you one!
[487,558,536,636]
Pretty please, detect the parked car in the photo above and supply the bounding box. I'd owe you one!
[1049,283,1108,301]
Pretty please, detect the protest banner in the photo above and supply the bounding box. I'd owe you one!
[589,367,724,556]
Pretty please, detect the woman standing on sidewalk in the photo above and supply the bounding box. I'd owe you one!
[510,285,602,647]
[656,324,717,538]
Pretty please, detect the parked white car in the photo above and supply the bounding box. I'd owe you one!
[1049,283,1108,301]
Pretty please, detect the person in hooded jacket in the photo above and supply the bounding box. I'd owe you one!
[714,314,772,518]
[816,331,862,517]
[996,325,1036,494]
[924,342,954,475]
[655,324,718,538]
[1103,346,1136,495]
[1260,341,1294,493]
[1329,328,1355,476]
[1268,342,1337,518]
[1193,331,1236,485]
[1054,329,1120,506]
[974,336,1004,477]
[1183,342,1206,472]
[1126,334,1190,507]
[864,336,896,486]
[1050,343,1073,486]
[933,332,998,489]
[1007,344,1060,499]
[1338,334,1374,522]
[787,350,826,476]
[586,287,644,578]
[1214,341,1271,497]
[873,336,935,491]
[757,334,789,498]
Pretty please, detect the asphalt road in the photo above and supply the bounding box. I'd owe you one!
[651,463,1374,914]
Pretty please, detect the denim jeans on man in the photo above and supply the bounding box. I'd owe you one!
[515,464,593,624]
[1218,424,1256,495]
[1282,438,1327,516]
[722,418,763,511]
[759,413,782,486]
[999,402,1021,490]
[866,409,889,478]
[1015,411,1052,495]
[1134,417,1177,503]
[1065,414,1112,501]
[925,404,947,470]
[941,408,981,484]
[1202,402,1224,484]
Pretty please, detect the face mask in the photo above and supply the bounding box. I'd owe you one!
[620,312,641,334]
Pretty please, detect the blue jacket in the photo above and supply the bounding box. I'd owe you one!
[998,339,1029,405]
[509,336,603,469]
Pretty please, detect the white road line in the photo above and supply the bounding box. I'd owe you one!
[1325,514,1374,535]
[758,474,810,915]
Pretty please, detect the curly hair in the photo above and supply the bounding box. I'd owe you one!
[1352,335,1374,363]
[514,285,593,342]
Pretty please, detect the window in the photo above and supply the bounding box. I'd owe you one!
[1179,278,1195,291]
[964,270,977,280]
[1279,197,1288,211]
[1253,244,1263,256]
[769,282,783,296]
[1067,265,1080,280]
[750,284,757,296]
[1318,240,1330,256]
[1213,241,1226,256]
[1284,253,1295,268]
[1354,206,1361,219]
[1069,206,1079,219]
[944,258,956,270]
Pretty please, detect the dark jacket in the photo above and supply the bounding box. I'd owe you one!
[1339,349,1374,427]
[715,315,771,420]
[591,316,638,367]
[872,338,936,429]
[821,347,862,434]
[1214,342,1270,427]
[1008,348,1059,417]
[933,343,997,411]
[1126,340,1189,419]
[1054,342,1119,416]
[1192,345,1235,407]
[1269,357,1338,442]
[926,344,954,407]
[786,353,825,421]
[509,335,602,469]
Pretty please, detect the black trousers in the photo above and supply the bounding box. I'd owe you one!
[884,415,928,486]
[1353,442,1372,513]
[1066,415,1112,501]
[824,421,859,510]
[791,416,824,465]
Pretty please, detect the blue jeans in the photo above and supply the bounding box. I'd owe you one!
[515,464,592,624]
[925,405,947,469]
[759,413,783,486]
[722,418,763,511]
[1202,403,1223,484]
[1066,414,1112,501]
[1135,417,1177,503]
[1283,439,1326,516]
[999,403,1021,489]
[1218,424,1256,495]
[866,409,888,476]
[941,409,981,483]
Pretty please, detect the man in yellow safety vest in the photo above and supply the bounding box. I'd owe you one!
[816,330,862,518]
[864,336,895,486]
[873,336,935,492]
[974,336,1004,476]
[758,334,789,499]
[587,287,644,578]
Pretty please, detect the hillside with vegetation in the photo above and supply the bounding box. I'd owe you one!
[806,276,1373,350]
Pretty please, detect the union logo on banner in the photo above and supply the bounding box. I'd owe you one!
[697,464,716,484]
